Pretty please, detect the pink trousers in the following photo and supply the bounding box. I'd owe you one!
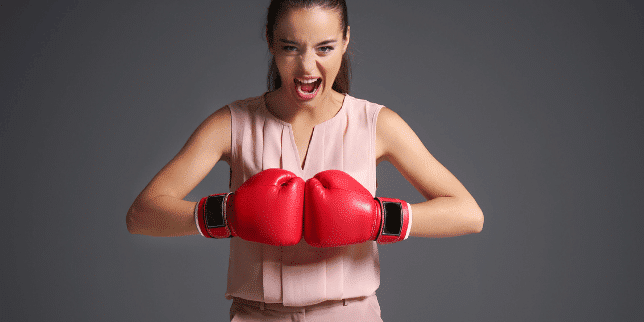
[229,294,383,322]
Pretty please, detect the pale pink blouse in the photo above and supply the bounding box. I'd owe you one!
[225,94,383,306]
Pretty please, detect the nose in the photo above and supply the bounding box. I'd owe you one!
[298,49,316,73]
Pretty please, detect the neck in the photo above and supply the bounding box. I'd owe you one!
[266,88,345,125]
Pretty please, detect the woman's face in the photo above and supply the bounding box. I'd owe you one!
[270,6,349,105]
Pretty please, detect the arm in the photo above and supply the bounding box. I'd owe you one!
[376,107,484,238]
[126,106,231,237]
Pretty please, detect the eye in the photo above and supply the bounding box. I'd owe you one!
[282,46,298,52]
[318,46,334,54]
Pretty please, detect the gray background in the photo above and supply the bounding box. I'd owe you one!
[1,0,643,321]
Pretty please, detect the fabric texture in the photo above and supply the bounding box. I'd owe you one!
[229,294,383,322]
[225,94,383,307]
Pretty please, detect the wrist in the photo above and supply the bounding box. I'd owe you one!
[374,197,412,244]
[196,193,233,238]
[194,200,206,237]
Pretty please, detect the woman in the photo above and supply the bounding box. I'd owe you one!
[127,0,483,320]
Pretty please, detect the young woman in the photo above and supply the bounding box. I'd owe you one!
[127,0,483,320]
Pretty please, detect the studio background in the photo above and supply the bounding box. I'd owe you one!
[1,1,643,321]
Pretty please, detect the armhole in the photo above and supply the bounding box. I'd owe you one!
[228,104,238,190]
[370,103,384,195]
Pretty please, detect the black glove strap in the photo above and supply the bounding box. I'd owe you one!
[204,194,228,229]
[380,201,403,236]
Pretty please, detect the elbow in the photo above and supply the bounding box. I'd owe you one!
[126,203,143,235]
[463,200,484,234]
[471,210,484,234]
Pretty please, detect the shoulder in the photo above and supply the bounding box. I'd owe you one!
[200,105,231,134]
[227,95,266,115]
[206,94,266,131]
[191,93,262,162]
[375,106,416,161]
[376,106,406,130]
[187,105,231,161]
[343,95,382,110]
[341,95,399,126]
[342,95,384,123]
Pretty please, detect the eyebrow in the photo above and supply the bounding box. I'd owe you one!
[278,38,338,46]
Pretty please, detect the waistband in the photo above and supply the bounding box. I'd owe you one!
[232,295,371,312]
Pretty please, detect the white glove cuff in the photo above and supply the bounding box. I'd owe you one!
[404,203,413,240]
[194,201,205,237]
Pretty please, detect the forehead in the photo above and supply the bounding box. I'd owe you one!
[274,6,344,41]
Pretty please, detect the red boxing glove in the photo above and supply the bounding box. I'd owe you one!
[304,170,412,247]
[195,168,305,246]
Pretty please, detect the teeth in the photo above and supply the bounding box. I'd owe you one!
[297,78,318,84]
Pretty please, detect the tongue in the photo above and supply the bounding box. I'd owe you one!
[300,82,315,93]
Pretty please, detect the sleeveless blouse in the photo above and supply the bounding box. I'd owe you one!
[225,94,383,306]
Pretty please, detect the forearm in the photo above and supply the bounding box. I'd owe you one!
[409,196,483,238]
[126,195,199,237]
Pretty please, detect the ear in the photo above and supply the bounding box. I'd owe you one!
[342,26,350,54]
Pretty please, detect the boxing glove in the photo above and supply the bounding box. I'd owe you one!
[304,170,412,247]
[195,168,305,246]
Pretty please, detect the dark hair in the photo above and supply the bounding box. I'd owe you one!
[265,0,351,94]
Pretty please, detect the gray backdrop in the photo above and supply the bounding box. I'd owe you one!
[2,1,643,321]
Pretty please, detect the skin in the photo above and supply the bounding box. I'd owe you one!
[265,7,350,167]
[126,6,483,238]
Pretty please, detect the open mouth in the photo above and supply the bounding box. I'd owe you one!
[295,78,322,99]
